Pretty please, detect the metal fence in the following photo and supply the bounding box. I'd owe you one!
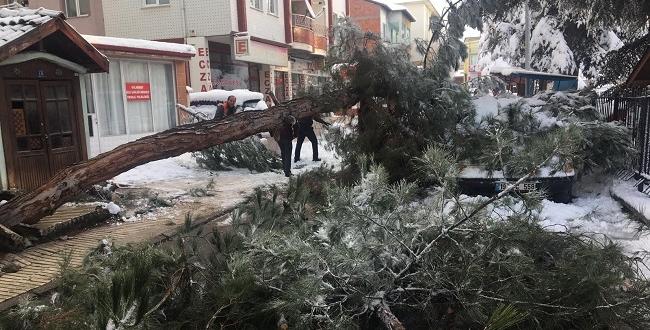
[596,86,650,178]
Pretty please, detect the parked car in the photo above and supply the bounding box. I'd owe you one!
[457,164,575,203]
[189,89,266,111]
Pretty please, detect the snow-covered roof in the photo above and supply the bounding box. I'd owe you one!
[83,35,196,57]
[367,0,416,22]
[190,89,264,105]
[0,5,61,47]
[487,65,577,80]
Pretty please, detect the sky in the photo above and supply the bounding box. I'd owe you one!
[429,0,482,39]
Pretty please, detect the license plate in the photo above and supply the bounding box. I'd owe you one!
[495,181,538,192]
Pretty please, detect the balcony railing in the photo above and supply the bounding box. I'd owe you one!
[292,14,313,29]
[313,23,327,36]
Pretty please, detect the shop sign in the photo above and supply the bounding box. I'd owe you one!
[125,82,151,101]
[234,36,250,57]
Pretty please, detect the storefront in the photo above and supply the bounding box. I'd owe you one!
[207,37,289,98]
[81,35,194,157]
[0,7,108,191]
[290,57,328,98]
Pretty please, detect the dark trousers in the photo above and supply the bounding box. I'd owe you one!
[295,128,318,161]
[278,138,293,175]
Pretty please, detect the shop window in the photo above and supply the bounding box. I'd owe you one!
[144,0,170,6]
[94,61,126,137]
[92,60,176,137]
[250,0,263,11]
[268,0,278,15]
[65,0,89,17]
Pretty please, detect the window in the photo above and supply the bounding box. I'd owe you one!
[470,54,478,66]
[250,0,262,10]
[65,0,89,17]
[92,60,176,137]
[144,0,170,6]
[268,0,277,15]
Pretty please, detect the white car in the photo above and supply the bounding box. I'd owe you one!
[189,89,267,111]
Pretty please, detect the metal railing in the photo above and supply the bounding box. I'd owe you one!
[292,14,313,29]
[597,86,650,177]
[313,23,328,36]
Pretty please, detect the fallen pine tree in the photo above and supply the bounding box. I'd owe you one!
[0,93,356,250]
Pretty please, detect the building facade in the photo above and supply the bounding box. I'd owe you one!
[81,35,194,157]
[463,36,480,82]
[389,0,438,65]
[348,0,415,53]
[0,5,108,191]
[101,0,346,101]
[26,0,106,35]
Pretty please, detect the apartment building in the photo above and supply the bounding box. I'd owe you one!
[26,0,105,35]
[349,0,415,49]
[389,0,438,65]
[99,0,345,101]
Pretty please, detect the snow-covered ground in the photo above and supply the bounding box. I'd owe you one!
[113,139,339,190]
[536,176,650,256]
[456,174,650,264]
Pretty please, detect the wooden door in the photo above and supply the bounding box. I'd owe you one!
[5,81,50,189]
[40,82,81,176]
[4,81,81,190]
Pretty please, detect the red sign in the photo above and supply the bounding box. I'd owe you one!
[125,82,151,101]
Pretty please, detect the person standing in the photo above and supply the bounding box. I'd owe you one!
[272,115,297,177]
[213,95,237,120]
[294,114,330,162]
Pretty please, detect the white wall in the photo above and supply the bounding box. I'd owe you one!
[331,0,347,17]
[247,0,286,42]
[103,0,233,40]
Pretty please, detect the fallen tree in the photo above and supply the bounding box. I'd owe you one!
[0,93,354,233]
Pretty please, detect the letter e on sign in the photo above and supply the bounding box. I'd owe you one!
[234,38,249,56]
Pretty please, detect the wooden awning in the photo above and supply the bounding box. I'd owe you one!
[0,6,108,73]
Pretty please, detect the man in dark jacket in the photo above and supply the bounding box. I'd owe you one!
[272,115,298,177]
[213,95,237,120]
[295,114,330,162]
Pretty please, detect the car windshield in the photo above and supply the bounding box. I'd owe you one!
[243,99,261,109]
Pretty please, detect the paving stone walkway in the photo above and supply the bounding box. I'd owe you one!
[0,191,240,311]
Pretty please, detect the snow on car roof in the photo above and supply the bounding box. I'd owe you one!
[189,89,264,104]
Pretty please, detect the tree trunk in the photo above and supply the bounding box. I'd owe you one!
[0,94,355,230]
[375,302,406,330]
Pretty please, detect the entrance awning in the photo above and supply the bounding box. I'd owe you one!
[0,4,108,73]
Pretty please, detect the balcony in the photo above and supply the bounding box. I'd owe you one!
[291,14,327,56]
[292,14,314,52]
[313,23,328,56]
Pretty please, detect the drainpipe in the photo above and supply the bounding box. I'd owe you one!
[181,0,188,38]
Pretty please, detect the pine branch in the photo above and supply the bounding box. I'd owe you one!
[396,150,556,279]
[422,0,465,69]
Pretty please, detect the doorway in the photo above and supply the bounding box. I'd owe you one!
[4,80,81,190]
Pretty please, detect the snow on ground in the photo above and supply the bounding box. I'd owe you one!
[538,176,650,256]
[112,138,339,189]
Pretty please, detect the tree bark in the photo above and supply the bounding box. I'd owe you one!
[0,93,355,229]
[375,302,406,330]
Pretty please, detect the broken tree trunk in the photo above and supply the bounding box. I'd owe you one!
[0,94,355,229]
